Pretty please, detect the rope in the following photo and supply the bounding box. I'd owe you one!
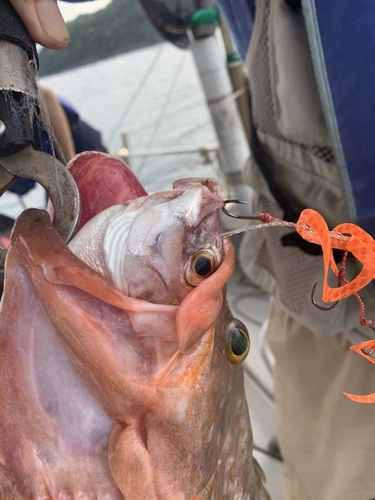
[107,43,167,149]
[135,49,188,179]
[207,86,248,111]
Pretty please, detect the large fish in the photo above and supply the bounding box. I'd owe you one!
[0,153,269,499]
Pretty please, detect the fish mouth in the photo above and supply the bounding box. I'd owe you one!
[9,208,234,373]
[11,176,233,384]
[8,175,234,386]
[1,208,236,500]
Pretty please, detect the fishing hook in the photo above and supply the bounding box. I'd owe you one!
[360,323,375,356]
[222,199,262,220]
[311,283,375,342]
[361,322,375,339]
[223,202,375,340]
[311,282,339,311]
[362,349,375,356]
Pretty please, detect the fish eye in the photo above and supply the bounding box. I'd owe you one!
[184,247,221,287]
[227,319,250,366]
[194,256,212,276]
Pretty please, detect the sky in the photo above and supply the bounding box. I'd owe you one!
[58,0,112,22]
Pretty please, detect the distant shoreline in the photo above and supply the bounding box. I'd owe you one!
[40,40,160,77]
[39,0,161,77]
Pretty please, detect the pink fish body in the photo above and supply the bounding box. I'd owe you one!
[0,154,269,499]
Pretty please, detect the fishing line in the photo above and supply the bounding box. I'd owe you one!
[253,444,283,462]
[219,220,350,243]
[107,42,167,149]
[135,48,189,179]
[243,365,274,403]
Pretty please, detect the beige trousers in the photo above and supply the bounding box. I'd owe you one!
[266,301,375,500]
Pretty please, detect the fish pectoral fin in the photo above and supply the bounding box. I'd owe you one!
[109,422,158,500]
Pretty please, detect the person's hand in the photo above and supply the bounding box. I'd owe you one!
[9,0,70,49]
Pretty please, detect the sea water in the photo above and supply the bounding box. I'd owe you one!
[43,43,219,191]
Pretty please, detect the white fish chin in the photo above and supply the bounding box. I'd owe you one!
[103,208,138,295]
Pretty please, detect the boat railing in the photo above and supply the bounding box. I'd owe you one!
[116,143,220,164]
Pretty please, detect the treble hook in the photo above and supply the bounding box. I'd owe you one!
[311,283,339,311]
[222,199,262,220]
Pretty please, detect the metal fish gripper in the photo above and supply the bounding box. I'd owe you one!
[0,0,81,270]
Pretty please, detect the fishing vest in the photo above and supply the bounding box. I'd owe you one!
[237,0,375,342]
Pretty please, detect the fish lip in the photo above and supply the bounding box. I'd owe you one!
[170,185,224,228]
[172,177,223,197]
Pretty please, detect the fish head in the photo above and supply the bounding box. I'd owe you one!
[0,156,268,499]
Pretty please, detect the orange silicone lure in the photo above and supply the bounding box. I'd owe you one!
[293,209,375,403]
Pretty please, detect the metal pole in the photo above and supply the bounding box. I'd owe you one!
[220,17,251,143]
[120,133,132,170]
[189,10,253,211]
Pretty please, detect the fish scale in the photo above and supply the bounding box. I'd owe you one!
[0,152,269,499]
